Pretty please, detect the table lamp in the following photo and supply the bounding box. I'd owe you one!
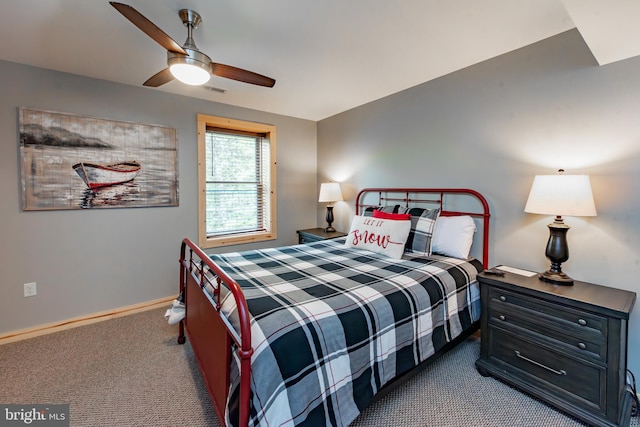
[524,169,597,285]
[318,182,343,232]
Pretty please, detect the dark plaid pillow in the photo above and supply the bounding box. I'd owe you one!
[362,205,400,216]
[399,207,441,255]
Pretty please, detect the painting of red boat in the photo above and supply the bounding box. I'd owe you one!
[72,161,141,189]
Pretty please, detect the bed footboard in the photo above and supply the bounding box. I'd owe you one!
[179,238,252,427]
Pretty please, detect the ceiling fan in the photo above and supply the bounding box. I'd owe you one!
[109,2,275,88]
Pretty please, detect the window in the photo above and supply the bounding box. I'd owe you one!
[197,114,276,248]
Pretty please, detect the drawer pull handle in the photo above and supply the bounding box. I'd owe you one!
[578,342,587,350]
[514,350,567,376]
[500,296,506,302]
[499,315,506,321]
[578,319,587,326]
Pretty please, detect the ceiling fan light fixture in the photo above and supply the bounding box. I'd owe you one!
[169,63,210,85]
[168,50,211,85]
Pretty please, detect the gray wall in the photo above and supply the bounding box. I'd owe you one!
[0,60,317,333]
[318,30,640,374]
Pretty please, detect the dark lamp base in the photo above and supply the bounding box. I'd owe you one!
[538,216,574,286]
[538,270,574,286]
[324,206,336,234]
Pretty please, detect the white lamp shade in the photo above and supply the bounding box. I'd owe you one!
[169,63,211,86]
[318,182,343,203]
[524,174,597,217]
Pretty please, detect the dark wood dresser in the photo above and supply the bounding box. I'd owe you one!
[475,267,636,427]
[297,228,347,244]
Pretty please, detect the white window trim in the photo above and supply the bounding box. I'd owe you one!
[197,114,277,248]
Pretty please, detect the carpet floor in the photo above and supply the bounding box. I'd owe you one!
[0,307,637,426]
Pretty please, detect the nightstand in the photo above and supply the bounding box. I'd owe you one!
[475,267,636,427]
[297,228,347,244]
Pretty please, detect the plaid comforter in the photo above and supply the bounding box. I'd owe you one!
[209,238,482,427]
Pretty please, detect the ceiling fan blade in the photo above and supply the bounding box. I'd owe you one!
[110,2,187,55]
[211,63,276,88]
[143,68,174,87]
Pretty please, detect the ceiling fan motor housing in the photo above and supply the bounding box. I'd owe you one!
[167,9,211,85]
[167,48,211,85]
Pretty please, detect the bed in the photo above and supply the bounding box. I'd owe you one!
[178,188,491,427]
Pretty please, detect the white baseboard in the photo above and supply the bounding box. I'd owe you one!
[0,295,175,345]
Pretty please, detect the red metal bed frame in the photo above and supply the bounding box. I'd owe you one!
[178,188,491,427]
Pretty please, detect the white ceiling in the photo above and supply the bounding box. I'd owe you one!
[0,0,638,121]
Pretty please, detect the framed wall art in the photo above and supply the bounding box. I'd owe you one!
[19,108,178,210]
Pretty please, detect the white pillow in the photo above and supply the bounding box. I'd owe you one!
[431,216,476,259]
[345,215,411,259]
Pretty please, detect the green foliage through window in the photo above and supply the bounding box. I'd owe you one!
[205,130,270,237]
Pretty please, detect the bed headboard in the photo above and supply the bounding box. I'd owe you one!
[355,188,491,269]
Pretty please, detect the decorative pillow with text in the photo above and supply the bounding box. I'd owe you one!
[345,215,411,259]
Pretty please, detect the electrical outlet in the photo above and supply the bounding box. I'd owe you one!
[24,282,37,297]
